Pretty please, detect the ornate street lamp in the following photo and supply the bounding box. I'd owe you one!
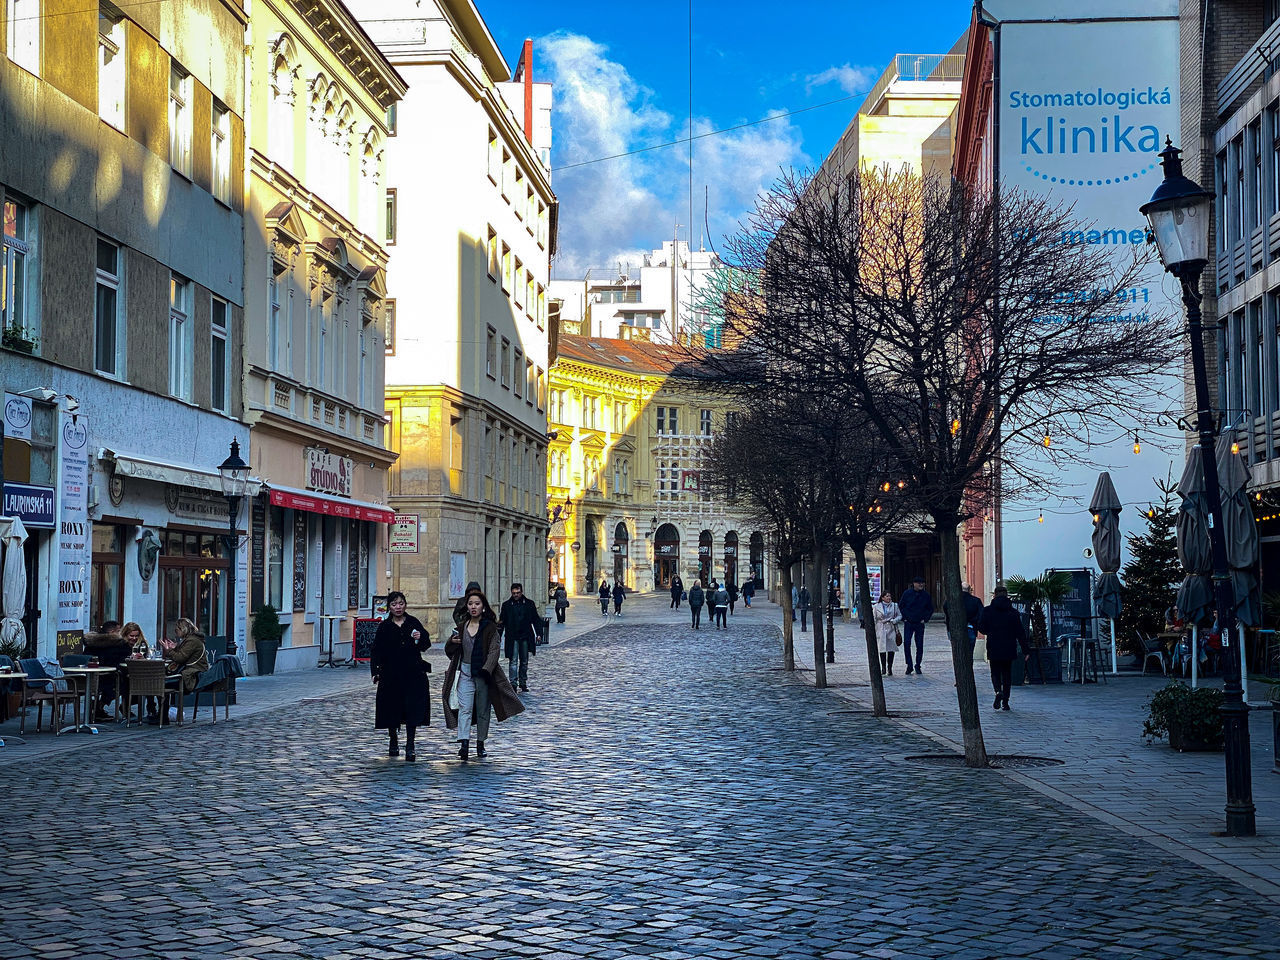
[1141,139,1255,837]
[217,439,250,657]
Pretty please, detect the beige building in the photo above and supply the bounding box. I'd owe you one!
[548,335,766,596]
[239,0,406,672]
[348,1,556,638]
[2,0,251,657]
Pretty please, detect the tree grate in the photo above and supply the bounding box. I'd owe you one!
[902,753,1065,769]
[828,709,944,718]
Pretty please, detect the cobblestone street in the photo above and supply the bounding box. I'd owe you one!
[6,602,1280,959]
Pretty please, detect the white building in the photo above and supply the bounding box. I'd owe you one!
[348,1,557,636]
[552,241,723,346]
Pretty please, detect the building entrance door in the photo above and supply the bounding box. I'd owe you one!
[654,523,679,588]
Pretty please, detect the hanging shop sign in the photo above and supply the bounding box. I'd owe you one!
[305,447,353,497]
[56,412,91,636]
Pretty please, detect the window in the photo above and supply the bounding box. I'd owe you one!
[613,461,620,495]
[514,169,525,218]
[385,188,397,244]
[1251,119,1264,229]
[386,102,397,136]
[487,127,499,183]
[98,3,125,128]
[169,274,192,399]
[536,284,546,328]
[95,238,122,375]
[500,338,510,388]
[526,188,535,232]
[211,296,229,412]
[211,100,231,203]
[700,409,712,436]
[169,63,192,176]
[526,273,535,318]
[536,367,545,411]
[91,524,124,629]
[384,298,396,356]
[525,359,534,406]
[501,149,511,199]
[7,0,40,75]
[501,243,511,292]
[657,406,678,435]
[268,271,282,368]
[2,198,34,340]
[487,227,498,280]
[621,460,629,494]
[513,347,523,397]
[513,259,524,308]
[537,201,547,248]
[485,326,496,378]
[1234,134,1245,242]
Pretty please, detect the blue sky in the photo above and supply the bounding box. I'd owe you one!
[476,0,971,277]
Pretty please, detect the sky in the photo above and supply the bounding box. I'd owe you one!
[476,0,971,279]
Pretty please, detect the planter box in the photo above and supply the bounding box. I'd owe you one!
[1168,720,1223,753]
[1025,647,1063,684]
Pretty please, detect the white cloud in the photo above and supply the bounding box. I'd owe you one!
[540,31,807,277]
[805,63,879,96]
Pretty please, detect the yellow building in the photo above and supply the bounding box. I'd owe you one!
[548,335,766,596]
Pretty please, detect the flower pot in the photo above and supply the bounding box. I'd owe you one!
[255,638,281,676]
[1167,720,1222,752]
[1025,646,1063,684]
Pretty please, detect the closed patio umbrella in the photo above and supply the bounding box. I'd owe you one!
[0,516,28,654]
[1089,473,1122,672]
[1176,449,1213,578]
[1217,435,1260,696]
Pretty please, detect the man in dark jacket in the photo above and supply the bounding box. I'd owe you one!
[979,585,1028,710]
[670,575,684,609]
[898,576,934,674]
[499,583,539,692]
[798,586,811,632]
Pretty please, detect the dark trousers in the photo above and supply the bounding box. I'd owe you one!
[800,608,809,631]
[600,599,609,615]
[671,594,681,609]
[991,659,1013,705]
[714,607,727,628]
[902,621,925,668]
[691,606,702,628]
[556,606,566,623]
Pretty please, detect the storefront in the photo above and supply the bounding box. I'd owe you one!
[654,523,680,587]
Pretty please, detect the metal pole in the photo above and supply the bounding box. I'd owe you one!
[1179,269,1255,836]
[1110,618,1118,674]
[225,494,239,657]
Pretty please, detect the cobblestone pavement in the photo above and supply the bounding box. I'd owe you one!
[6,609,1280,959]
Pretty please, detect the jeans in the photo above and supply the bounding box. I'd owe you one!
[457,665,491,742]
[691,606,702,628]
[990,659,1012,706]
[800,608,808,631]
[714,606,727,628]
[600,599,610,615]
[507,640,530,689]
[903,621,925,669]
[671,594,681,609]
[555,606,566,623]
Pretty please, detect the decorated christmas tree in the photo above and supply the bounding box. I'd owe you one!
[1116,475,1181,654]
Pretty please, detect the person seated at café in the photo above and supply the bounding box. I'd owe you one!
[148,618,209,724]
[82,620,132,721]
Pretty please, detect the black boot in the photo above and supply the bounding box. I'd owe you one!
[388,732,400,757]
[476,740,486,758]
[458,740,469,761]
[405,728,416,762]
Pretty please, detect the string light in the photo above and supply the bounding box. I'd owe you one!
[951,419,960,436]
[1092,512,1100,523]
[882,482,891,492]
[1037,511,1044,523]
[1147,506,1155,518]
[1231,441,1240,455]
[1133,434,1141,455]
[897,480,905,489]
[1043,431,1052,448]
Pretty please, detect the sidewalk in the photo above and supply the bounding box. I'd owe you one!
[791,617,1280,901]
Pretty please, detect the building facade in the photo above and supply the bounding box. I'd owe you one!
[547,335,766,596]
[349,1,556,638]
[2,0,249,657]
[239,0,405,673]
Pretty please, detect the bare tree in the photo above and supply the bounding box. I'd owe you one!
[695,167,1178,765]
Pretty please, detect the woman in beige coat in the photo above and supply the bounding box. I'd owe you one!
[442,587,524,761]
[872,592,902,676]
[160,618,209,693]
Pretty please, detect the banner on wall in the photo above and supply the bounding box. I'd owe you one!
[56,411,91,637]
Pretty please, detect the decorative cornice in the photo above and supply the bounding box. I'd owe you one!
[289,0,408,108]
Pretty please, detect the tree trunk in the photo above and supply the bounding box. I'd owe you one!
[825,551,836,664]
[936,517,989,767]
[779,561,796,671]
[808,543,828,689]
[853,544,887,717]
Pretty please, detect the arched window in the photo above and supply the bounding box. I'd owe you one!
[621,460,629,494]
[269,35,298,168]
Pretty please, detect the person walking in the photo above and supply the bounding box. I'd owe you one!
[371,591,431,761]
[727,581,739,615]
[742,580,754,607]
[979,585,1028,711]
[899,575,934,675]
[798,585,811,632]
[670,575,684,609]
[688,580,705,629]
[443,587,524,760]
[553,584,569,624]
[598,579,611,617]
[452,580,483,629]
[872,591,903,676]
[499,582,539,693]
[791,584,799,622]
[706,580,720,627]
[713,582,730,629]
[612,580,626,617]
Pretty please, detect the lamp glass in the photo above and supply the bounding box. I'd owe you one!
[218,440,250,498]
[1144,195,1211,270]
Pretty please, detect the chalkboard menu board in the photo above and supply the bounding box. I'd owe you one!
[352,617,381,663]
[250,498,266,610]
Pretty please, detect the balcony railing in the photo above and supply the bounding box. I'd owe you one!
[860,53,965,115]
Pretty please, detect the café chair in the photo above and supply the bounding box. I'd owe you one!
[189,654,244,723]
[1137,631,1169,676]
[59,653,92,700]
[17,658,80,734]
[122,660,181,727]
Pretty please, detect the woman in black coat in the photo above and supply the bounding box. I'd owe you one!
[979,586,1028,712]
[371,590,431,760]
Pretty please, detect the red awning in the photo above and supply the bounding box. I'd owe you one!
[268,485,395,524]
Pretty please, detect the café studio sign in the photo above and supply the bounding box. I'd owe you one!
[306,448,353,498]
[1011,85,1171,187]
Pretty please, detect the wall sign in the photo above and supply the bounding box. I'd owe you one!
[250,498,266,611]
[305,447,353,497]
[173,489,228,523]
[56,412,90,638]
[2,481,54,528]
[389,514,419,554]
[449,552,467,598]
[3,392,32,441]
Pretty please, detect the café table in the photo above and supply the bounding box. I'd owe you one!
[60,665,117,735]
[0,670,29,744]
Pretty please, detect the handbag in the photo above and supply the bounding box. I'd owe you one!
[448,670,462,711]
[894,625,903,647]
[681,590,688,601]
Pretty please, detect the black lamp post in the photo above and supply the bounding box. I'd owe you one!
[217,439,250,657]
[1141,139,1256,837]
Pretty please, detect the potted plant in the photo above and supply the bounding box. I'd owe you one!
[1143,681,1224,751]
[251,605,283,676]
[1006,571,1071,684]
[2,325,36,354]
[0,635,25,719]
